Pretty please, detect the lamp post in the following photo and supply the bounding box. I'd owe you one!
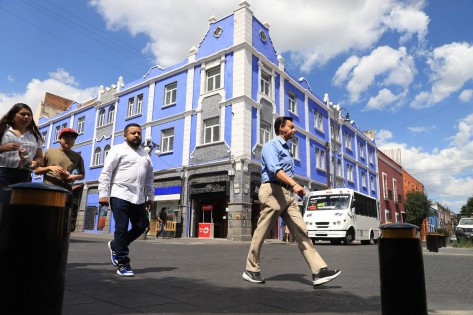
[324,93,351,189]
[142,136,161,156]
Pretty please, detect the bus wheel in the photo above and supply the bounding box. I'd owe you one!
[361,232,374,245]
[343,230,354,245]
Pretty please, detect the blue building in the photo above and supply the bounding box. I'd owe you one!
[35,2,378,240]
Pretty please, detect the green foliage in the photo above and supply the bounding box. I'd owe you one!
[460,196,473,215]
[405,191,431,229]
[453,239,473,248]
[436,228,449,237]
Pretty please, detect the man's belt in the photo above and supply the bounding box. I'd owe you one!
[264,180,291,190]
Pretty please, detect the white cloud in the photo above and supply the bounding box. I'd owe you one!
[0,69,97,118]
[452,113,473,146]
[7,75,14,83]
[411,42,473,109]
[459,89,473,102]
[378,115,473,212]
[334,46,416,103]
[407,127,429,133]
[88,0,428,73]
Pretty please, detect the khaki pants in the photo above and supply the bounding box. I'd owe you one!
[246,183,327,273]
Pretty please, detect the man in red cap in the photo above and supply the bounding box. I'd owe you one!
[35,127,84,189]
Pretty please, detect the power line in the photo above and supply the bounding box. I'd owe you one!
[0,5,141,78]
[20,0,153,68]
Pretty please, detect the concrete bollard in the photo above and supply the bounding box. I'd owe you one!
[378,223,427,315]
[0,182,71,315]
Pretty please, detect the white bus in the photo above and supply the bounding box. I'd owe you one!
[303,188,380,245]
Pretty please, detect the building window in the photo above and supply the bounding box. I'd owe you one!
[345,132,352,150]
[393,178,398,202]
[290,136,299,159]
[206,66,221,92]
[347,164,354,182]
[127,97,134,117]
[104,145,111,162]
[161,128,174,153]
[259,30,267,42]
[385,209,392,223]
[93,147,101,166]
[213,26,223,38]
[316,147,326,170]
[98,109,106,127]
[362,172,367,188]
[108,106,115,124]
[288,92,297,114]
[370,175,375,191]
[41,131,47,147]
[360,142,365,159]
[369,150,374,164]
[382,173,388,198]
[314,109,323,131]
[77,116,85,134]
[331,121,340,141]
[164,82,177,106]
[260,121,271,145]
[203,117,220,144]
[260,71,271,97]
[136,94,143,115]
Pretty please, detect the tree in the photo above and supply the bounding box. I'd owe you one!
[404,191,431,230]
[460,196,473,215]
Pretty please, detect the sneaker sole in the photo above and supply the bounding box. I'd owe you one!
[242,272,265,284]
[313,270,341,286]
[108,241,118,267]
[116,270,134,277]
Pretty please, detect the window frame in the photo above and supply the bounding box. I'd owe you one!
[161,128,175,153]
[288,92,297,114]
[98,109,106,127]
[259,121,271,145]
[206,66,221,92]
[93,147,101,166]
[108,106,115,124]
[136,94,143,115]
[164,82,177,106]
[203,117,220,144]
[260,70,271,97]
[77,116,85,134]
[315,147,326,170]
[290,136,299,160]
[127,97,134,118]
[314,108,323,131]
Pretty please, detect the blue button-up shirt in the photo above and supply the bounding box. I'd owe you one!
[261,136,294,182]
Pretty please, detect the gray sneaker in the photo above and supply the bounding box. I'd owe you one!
[312,267,341,286]
[242,270,265,283]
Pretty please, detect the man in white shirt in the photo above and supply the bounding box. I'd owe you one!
[98,123,154,277]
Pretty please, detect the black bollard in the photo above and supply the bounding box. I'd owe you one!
[378,223,428,315]
[0,182,71,315]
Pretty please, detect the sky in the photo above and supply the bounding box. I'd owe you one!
[1,0,472,213]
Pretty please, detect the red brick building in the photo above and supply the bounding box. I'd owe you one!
[377,149,404,224]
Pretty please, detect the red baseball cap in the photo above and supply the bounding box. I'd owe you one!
[58,127,78,139]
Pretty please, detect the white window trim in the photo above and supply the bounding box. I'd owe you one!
[161,128,175,153]
[288,92,297,115]
[164,82,177,107]
[203,117,220,144]
[127,97,134,118]
[136,94,143,115]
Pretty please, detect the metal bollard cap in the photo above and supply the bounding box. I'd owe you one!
[5,182,70,207]
[380,222,419,238]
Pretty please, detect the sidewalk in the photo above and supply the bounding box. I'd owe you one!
[63,232,473,315]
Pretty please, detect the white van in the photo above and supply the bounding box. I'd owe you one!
[303,188,380,245]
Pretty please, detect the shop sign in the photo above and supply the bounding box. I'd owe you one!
[190,181,228,196]
[202,204,213,211]
[198,223,212,238]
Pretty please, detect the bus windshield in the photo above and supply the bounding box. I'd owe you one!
[306,194,350,210]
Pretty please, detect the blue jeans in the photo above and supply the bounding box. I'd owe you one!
[156,222,165,238]
[110,197,147,264]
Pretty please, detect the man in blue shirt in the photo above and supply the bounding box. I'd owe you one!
[243,116,341,287]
